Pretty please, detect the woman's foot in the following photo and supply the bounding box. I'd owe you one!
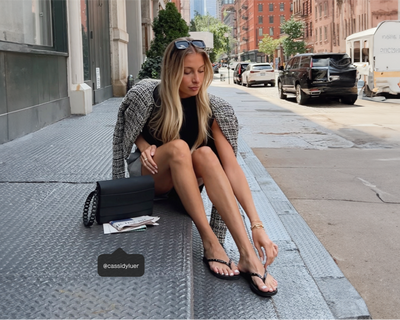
[203,241,240,278]
[238,256,278,293]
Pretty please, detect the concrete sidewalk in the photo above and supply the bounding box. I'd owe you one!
[0,83,370,319]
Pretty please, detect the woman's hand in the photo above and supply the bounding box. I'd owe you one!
[141,145,158,174]
[252,228,278,268]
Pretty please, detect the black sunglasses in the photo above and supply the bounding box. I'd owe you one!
[174,40,206,50]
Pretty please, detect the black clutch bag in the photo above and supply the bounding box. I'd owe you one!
[83,176,155,227]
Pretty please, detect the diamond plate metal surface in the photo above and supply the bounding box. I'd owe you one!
[0,98,194,318]
[0,100,119,183]
[0,182,193,318]
[0,95,370,319]
[193,227,278,319]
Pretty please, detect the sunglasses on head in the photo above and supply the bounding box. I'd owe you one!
[174,40,206,50]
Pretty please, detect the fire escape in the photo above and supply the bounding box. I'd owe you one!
[239,1,249,55]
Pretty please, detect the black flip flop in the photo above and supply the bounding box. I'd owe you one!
[242,270,278,297]
[203,256,240,280]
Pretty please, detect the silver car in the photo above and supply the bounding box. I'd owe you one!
[242,63,275,87]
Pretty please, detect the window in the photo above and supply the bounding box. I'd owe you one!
[362,40,369,62]
[280,3,284,11]
[258,16,263,24]
[280,16,285,24]
[324,2,328,16]
[353,40,360,62]
[258,4,263,12]
[319,27,322,41]
[291,57,300,69]
[315,28,318,42]
[259,28,263,36]
[324,26,327,40]
[269,27,274,36]
[299,56,310,67]
[269,4,274,11]
[286,58,294,70]
[315,6,318,19]
[269,16,274,23]
[319,4,322,18]
[337,24,339,45]
[0,0,53,46]
[310,22,312,37]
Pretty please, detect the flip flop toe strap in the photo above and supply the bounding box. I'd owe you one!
[205,258,233,270]
[250,270,268,283]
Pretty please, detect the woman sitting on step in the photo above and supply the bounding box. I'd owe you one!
[112,37,278,297]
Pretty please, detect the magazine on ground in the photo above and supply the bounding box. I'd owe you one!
[103,216,160,234]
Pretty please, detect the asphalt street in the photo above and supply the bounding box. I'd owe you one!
[211,67,400,319]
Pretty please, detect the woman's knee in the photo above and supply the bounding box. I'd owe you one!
[165,139,191,162]
[192,146,219,168]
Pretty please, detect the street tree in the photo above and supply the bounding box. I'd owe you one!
[189,13,231,62]
[138,3,189,79]
[280,17,306,57]
[258,35,282,62]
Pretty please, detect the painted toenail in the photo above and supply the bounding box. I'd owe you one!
[234,270,240,274]
[230,272,234,276]
[262,286,267,289]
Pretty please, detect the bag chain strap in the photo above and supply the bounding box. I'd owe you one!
[83,191,97,227]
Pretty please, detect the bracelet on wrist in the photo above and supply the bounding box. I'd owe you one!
[251,223,264,230]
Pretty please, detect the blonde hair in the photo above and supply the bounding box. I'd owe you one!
[149,37,214,151]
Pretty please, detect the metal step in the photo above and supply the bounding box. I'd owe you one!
[0,98,194,318]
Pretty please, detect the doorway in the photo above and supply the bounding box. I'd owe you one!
[81,0,112,104]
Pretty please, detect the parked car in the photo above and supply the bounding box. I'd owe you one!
[229,61,238,70]
[241,63,275,87]
[277,53,358,105]
[233,62,249,85]
[212,63,220,73]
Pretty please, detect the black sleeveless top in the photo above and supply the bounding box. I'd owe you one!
[141,86,216,153]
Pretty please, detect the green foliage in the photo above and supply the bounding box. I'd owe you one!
[139,3,189,79]
[146,3,189,59]
[138,56,162,80]
[189,13,232,62]
[280,17,306,57]
[258,35,282,61]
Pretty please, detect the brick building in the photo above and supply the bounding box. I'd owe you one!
[219,0,292,62]
[294,0,399,54]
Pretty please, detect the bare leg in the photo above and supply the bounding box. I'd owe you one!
[142,140,239,277]
[192,146,277,292]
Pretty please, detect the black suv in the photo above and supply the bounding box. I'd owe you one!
[277,53,358,105]
[233,62,249,85]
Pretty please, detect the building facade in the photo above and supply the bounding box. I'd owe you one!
[190,0,217,19]
[0,0,166,144]
[294,0,400,54]
[234,0,292,62]
[170,0,191,24]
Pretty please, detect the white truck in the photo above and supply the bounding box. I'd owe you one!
[346,20,400,96]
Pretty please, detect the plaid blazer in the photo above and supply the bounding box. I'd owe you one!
[112,79,239,243]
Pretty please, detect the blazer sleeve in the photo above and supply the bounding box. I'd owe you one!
[112,81,156,179]
[209,94,239,156]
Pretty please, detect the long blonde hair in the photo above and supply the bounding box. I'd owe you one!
[149,37,214,151]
